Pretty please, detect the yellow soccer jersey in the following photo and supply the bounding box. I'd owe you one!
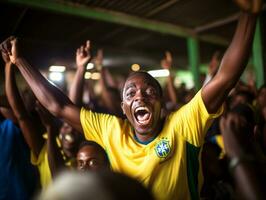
[31,143,51,188]
[80,90,222,200]
[31,134,73,188]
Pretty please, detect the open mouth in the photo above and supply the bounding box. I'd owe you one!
[134,106,152,125]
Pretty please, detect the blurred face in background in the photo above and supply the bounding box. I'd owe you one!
[76,144,109,172]
[59,123,82,158]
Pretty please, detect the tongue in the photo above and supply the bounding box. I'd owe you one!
[137,113,150,122]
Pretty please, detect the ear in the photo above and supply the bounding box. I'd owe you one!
[121,102,125,115]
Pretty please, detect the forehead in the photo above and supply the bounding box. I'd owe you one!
[124,74,159,91]
[78,145,100,156]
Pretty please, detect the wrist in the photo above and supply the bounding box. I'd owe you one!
[5,62,12,68]
[228,154,255,173]
[14,57,25,66]
[76,64,87,71]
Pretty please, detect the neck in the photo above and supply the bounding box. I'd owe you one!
[135,133,156,144]
[134,118,164,144]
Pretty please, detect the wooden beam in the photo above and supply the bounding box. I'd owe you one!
[145,0,181,17]
[194,13,239,33]
[5,0,229,46]
[195,3,266,33]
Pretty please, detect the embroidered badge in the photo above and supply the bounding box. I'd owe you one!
[155,138,171,158]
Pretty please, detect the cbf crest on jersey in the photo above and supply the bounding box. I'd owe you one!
[155,138,171,158]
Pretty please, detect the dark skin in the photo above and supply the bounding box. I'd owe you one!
[161,51,177,106]
[0,57,19,122]
[43,41,90,177]
[97,50,123,116]
[3,52,44,157]
[221,113,265,199]
[35,101,66,178]
[121,73,163,142]
[76,145,108,171]
[69,40,91,107]
[0,0,262,143]
[58,123,81,158]
[0,95,16,122]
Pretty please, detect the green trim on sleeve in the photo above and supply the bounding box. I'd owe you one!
[186,142,201,200]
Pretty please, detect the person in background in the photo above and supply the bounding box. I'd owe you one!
[76,140,110,172]
[203,51,220,86]
[38,170,154,200]
[0,0,262,198]
[2,44,83,188]
[161,51,179,112]
[0,53,38,200]
[221,109,266,199]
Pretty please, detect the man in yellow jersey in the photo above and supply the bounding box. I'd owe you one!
[0,0,262,199]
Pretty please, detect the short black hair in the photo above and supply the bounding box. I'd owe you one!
[121,71,163,99]
[78,140,109,166]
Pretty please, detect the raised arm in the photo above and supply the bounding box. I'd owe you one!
[220,113,265,200]
[35,102,66,178]
[0,95,16,122]
[4,52,44,156]
[0,37,82,132]
[203,51,220,86]
[0,95,11,108]
[1,59,16,121]
[202,0,262,113]
[98,50,123,116]
[161,51,177,105]
[69,41,91,107]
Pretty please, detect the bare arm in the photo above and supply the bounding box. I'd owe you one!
[0,107,16,122]
[100,68,122,115]
[5,59,44,156]
[98,50,122,116]
[35,102,66,178]
[0,69,17,121]
[202,0,262,113]
[221,113,265,200]
[69,41,91,107]
[96,49,116,88]
[161,51,177,105]
[0,95,10,108]
[0,95,16,121]
[0,37,82,133]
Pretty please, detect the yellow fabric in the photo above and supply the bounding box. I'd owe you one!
[215,135,225,159]
[31,143,51,189]
[80,90,223,200]
[31,134,73,188]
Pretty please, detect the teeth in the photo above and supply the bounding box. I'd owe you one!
[135,106,149,113]
[134,106,151,124]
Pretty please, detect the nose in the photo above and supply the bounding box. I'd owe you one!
[135,89,146,102]
[79,165,89,171]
